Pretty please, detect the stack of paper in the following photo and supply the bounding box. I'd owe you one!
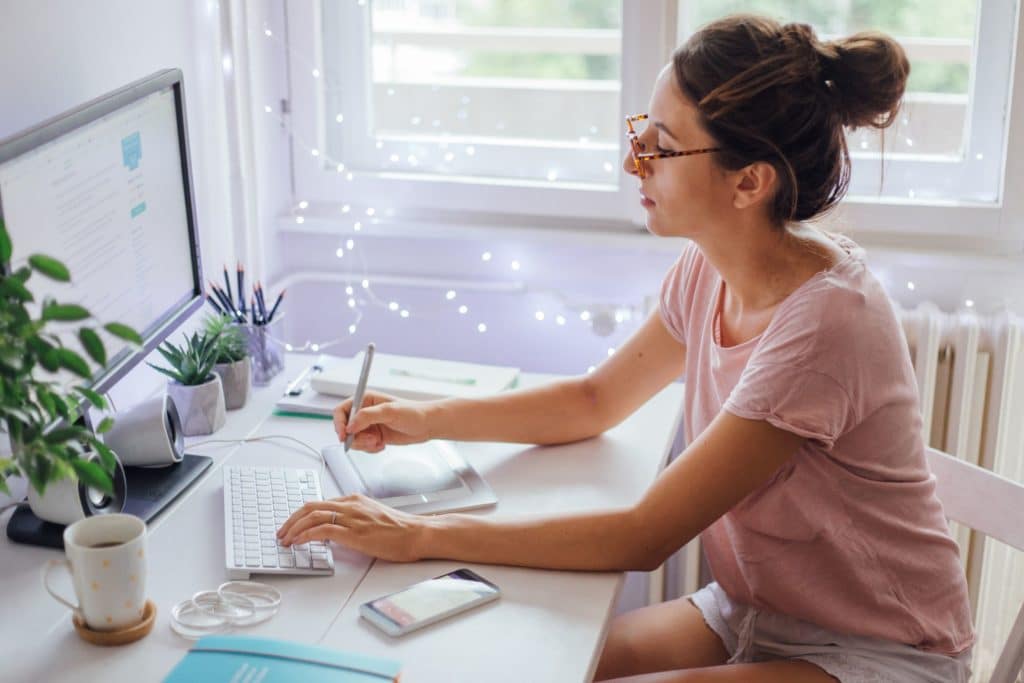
[273,354,339,418]
[310,351,520,401]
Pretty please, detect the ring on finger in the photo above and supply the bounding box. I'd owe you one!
[331,511,337,525]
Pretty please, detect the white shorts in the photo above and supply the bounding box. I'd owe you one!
[689,582,972,683]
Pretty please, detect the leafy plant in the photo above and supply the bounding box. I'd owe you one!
[0,218,142,497]
[204,314,248,364]
[148,330,221,386]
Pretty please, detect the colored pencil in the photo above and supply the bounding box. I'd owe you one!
[266,289,285,322]
[222,265,233,307]
[236,262,245,313]
[206,291,225,316]
[255,282,268,321]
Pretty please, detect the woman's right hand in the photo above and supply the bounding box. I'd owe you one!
[333,391,433,452]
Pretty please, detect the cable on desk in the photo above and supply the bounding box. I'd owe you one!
[187,434,327,479]
[190,433,376,642]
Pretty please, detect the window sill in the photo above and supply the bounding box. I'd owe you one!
[275,194,1023,257]
[276,204,688,252]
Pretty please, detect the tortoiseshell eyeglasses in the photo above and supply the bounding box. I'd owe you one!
[626,114,720,178]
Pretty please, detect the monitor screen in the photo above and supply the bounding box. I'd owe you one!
[0,71,202,395]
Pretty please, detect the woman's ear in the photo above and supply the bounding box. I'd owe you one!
[732,161,777,211]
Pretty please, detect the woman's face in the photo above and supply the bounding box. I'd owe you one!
[623,65,733,239]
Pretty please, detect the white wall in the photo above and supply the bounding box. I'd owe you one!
[0,0,240,502]
[0,0,237,403]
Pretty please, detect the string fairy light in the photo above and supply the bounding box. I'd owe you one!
[249,10,645,365]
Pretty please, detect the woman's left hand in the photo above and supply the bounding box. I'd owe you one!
[276,494,427,562]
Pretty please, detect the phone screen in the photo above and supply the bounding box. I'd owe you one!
[367,569,498,628]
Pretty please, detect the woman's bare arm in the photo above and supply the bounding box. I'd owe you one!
[282,412,803,570]
[425,311,687,445]
[412,412,804,570]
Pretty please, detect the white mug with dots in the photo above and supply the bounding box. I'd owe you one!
[43,513,148,632]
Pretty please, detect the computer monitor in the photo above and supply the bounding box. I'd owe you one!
[0,69,204,396]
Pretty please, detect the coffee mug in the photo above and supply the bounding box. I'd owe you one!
[43,513,147,631]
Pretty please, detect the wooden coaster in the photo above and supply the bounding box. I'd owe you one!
[73,600,157,646]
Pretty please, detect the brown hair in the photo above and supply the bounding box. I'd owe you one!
[673,15,909,225]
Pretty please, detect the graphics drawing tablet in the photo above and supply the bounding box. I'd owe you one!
[322,441,497,515]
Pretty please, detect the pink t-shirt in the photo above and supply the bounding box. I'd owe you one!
[659,235,974,655]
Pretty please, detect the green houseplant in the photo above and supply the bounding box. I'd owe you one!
[147,330,226,436]
[205,314,251,410]
[0,218,141,507]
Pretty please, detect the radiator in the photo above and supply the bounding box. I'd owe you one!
[901,304,1024,680]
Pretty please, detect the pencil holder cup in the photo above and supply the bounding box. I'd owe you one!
[243,322,284,386]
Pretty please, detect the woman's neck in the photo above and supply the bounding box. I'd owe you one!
[693,220,835,317]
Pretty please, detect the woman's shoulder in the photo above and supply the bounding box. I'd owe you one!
[758,235,902,356]
[659,240,720,342]
[668,240,718,297]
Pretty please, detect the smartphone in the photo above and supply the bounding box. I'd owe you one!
[359,568,500,637]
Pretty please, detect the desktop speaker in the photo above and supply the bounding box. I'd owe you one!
[26,450,128,526]
[104,393,185,467]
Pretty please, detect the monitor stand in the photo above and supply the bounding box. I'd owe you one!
[5,453,212,549]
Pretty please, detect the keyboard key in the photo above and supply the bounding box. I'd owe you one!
[224,465,333,576]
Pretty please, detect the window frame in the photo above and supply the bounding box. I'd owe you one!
[284,0,674,223]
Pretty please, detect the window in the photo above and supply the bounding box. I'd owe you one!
[283,0,1020,237]
[330,0,622,185]
[285,0,672,220]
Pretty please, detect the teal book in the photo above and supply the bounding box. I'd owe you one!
[163,635,401,682]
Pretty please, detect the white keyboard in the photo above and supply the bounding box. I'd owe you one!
[223,465,335,579]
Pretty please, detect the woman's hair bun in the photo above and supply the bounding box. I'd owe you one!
[817,31,910,129]
[672,15,911,223]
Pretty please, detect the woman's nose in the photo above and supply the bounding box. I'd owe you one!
[622,150,636,177]
[623,148,646,178]
[623,137,647,178]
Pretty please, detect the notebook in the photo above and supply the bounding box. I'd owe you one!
[311,351,520,401]
[273,354,338,418]
[163,635,401,682]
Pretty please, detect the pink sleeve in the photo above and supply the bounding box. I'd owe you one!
[723,363,853,449]
[658,242,700,344]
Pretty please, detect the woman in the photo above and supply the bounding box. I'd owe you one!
[279,15,974,682]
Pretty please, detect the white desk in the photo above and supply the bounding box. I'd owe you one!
[0,353,684,682]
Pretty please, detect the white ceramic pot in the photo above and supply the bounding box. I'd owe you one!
[167,374,226,436]
[214,357,251,410]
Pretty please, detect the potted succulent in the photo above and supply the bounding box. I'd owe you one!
[0,218,142,523]
[205,314,250,410]
[148,330,226,436]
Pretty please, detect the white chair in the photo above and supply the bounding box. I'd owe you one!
[926,446,1024,683]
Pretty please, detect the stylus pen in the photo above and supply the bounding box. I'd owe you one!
[345,343,376,452]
